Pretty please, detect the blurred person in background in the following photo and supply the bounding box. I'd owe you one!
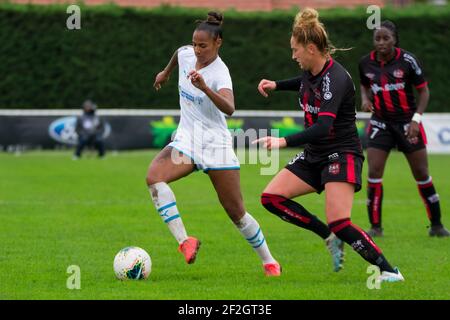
[73,100,106,159]
[359,21,449,237]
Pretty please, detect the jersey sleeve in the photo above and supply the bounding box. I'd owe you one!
[317,70,349,119]
[284,115,334,147]
[215,65,233,91]
[177,45,193,69]
[275,76,303,91]
[403,52,427,89]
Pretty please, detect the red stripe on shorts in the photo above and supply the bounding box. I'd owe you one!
[346,154,356,184]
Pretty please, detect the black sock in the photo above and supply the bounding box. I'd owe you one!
[261,193,331,239]
[329,218,395,273]
[367,180,383,228]
[417,178,442,226]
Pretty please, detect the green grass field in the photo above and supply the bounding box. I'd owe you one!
[0,149,449,300]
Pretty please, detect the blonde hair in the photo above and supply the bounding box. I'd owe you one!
[292,8,342,55]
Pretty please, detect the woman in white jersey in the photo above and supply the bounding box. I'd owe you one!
[149,12,281,276]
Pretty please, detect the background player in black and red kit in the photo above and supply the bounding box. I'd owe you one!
[254,8,403,282]
[359,21,449,237]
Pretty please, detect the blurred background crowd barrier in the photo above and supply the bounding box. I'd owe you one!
[1,110,449,153]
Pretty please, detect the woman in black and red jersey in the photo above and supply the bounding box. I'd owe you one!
[254,8,403,282]
[359,21,449,238]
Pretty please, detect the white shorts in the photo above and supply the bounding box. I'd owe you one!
[168,139,240,172]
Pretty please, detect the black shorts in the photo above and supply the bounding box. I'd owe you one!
[285,150,363,194]
[366,117,427,154]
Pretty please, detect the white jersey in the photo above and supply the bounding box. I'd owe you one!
[175,46,233,148]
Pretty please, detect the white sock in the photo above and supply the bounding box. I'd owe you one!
[325,233,336,242]
[149,182,188,244]
[235,212,277,264]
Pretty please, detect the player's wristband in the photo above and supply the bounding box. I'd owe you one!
[412,113,422,124]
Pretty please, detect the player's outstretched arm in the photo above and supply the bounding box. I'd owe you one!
[257,79,276,98]
[153,49,179,91]
[252,136,287,150]
[252,117,333,150]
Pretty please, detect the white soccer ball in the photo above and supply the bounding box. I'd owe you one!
[113,246,152,280]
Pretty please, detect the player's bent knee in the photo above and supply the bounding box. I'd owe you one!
[368,162,386,178]
[261,192,302,224]
[261,193,270,206]
[260,193,280,214]
[262,186,291,198]
[146,171,167,186]
[368,168,384,179]
[413,168,429,181]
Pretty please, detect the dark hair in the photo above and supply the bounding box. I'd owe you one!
[82,99,97,110]
[195,12,223,40]
[378,20,399,47]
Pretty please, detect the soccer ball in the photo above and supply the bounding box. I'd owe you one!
[113,246,152,280]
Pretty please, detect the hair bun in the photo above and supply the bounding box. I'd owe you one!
[294,7,319,28]
[207,11,223,25]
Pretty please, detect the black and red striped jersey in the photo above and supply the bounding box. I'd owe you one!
[359,47,427,122]
[276,58,362,157]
